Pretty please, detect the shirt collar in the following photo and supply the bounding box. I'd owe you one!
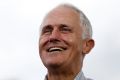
[74,71,87,80]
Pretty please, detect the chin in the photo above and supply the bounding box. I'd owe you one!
[41,50,70,68]
[44,61,64,69]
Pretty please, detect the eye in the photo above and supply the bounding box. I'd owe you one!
[59,24,72,33]
[41,25,53,35]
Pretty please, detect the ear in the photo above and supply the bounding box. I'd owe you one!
[82,39,95,54]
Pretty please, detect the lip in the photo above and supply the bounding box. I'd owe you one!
[46,46,67,52]
[45,45,67,52]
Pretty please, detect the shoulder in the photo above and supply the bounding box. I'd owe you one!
[87,78,94,80]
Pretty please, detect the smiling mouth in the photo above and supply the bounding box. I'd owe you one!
[47,47,67,52]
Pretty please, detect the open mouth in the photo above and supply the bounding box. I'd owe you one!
[47,47,67,52]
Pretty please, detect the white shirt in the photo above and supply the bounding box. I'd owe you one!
[74,71,93,80]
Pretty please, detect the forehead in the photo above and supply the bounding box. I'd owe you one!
[41,6,80,27]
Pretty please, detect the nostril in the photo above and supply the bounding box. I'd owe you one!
[48,38,60,43]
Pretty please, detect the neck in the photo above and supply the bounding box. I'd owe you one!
[47,66,81,80]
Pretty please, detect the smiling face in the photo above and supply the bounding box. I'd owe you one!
[39,6,85,70]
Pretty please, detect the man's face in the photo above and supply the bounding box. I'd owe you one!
[39,7,84,68]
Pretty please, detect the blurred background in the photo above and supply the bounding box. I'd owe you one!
[0,0,120,80]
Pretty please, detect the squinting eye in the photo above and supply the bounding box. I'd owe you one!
[60,24,72,32]
[62,28,71,32]
[42,25,53,35]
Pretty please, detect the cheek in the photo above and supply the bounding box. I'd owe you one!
[63,34,81,45]
[63,34,82,54]
[39,36,48,51]
[62,34,75,43]
[67,34,83,52]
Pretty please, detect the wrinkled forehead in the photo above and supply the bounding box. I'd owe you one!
[41,6,80,26]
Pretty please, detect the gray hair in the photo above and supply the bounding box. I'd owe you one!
[59,4,93,39]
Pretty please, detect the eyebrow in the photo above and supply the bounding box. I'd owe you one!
[59,24,69,27]
[41,24,52,31]
[41,23,72,30]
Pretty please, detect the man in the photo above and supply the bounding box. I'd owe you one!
[39,3,95,80]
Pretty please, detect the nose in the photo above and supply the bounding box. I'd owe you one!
[48,27,61,42]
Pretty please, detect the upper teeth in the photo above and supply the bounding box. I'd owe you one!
[48,47,64,52]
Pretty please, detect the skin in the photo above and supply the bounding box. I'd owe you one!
[39,6,94,80]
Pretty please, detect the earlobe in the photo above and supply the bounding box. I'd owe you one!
[82,39,95,54]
